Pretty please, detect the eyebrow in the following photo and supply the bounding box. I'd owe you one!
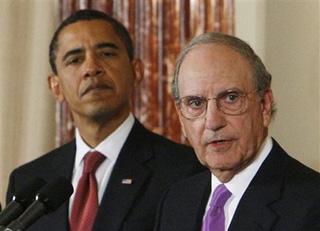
[62,42,119,62]
[95,42,119,50]
[182,88,245,99]
[217,88,243,95]
[62,48,83,63]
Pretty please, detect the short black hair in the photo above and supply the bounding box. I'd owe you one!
[49,9,134,74]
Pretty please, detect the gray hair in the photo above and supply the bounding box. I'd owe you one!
[172,32,272,101]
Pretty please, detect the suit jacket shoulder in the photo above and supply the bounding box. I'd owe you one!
[118,119,204,181]
[229,139,320,231]
[5,141,76,231]
[6,140,76,203]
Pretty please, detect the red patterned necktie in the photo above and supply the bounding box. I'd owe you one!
[70,151,105,231]
[202,184,232,231]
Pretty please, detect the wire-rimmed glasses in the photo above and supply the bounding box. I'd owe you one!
[177,89,259,120]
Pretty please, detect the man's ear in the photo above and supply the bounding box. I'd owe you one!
[132,58,144,86]
[48,74,65,102]
[261,88,274,127]
[174,103,187,138]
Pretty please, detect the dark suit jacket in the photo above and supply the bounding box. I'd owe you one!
[6,120,204,231]
[155,139,320,231]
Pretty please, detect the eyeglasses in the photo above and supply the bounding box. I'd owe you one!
[177,89,259,119]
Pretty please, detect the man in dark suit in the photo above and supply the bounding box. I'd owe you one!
[154,32,320,231]
[6,9,203,231]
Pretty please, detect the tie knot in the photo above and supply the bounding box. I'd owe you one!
[83,151,105,174]
[210,184,232,208]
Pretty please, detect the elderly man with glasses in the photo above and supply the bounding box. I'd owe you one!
[154,32,320,231]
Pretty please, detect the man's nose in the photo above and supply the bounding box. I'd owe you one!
[83,55,104,78]
[204,100,227,131]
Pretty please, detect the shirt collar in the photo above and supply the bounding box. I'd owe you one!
[211,136,273,196]
[74,113,135,168]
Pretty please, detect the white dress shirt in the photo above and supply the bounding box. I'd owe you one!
[68,113,135,215]
[203,137,273,230]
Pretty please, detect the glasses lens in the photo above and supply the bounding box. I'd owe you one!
[217,91,245,114]
[180,96,206,119]
[178,90,253,119]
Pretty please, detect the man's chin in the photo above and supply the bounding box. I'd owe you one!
[86,105,129,123]
[203,155,235,172]
[87,108,116,122]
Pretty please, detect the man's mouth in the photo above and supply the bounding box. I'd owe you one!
[212,139,229,144]
[80,83,112,97]
[206,138,235,150]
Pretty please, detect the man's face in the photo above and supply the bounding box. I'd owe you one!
[49,20,141,123]
[176,44,273,181]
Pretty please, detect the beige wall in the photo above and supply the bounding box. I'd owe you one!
[235,0,320,171]
[0,0,59,204]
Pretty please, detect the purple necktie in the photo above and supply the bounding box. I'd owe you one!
[202,184,232,231]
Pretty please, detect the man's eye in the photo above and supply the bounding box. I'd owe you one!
[66,57,81,65]
[101,51,116,58]
[223,92,240,103]
[187,98,205,108]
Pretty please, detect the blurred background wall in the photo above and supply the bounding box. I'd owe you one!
[0,0,58,204]
[0,0,319,206]
[235,0,320,171]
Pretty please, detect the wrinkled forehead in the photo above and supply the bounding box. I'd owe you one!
[178,44,255,95]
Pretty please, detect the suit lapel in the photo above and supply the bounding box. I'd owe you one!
[93,120,153,231]
[228,174,281,230]
[229,140,288,231]
[52,141,76,230]
[185,171,211,231]
[157,170,211,231]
